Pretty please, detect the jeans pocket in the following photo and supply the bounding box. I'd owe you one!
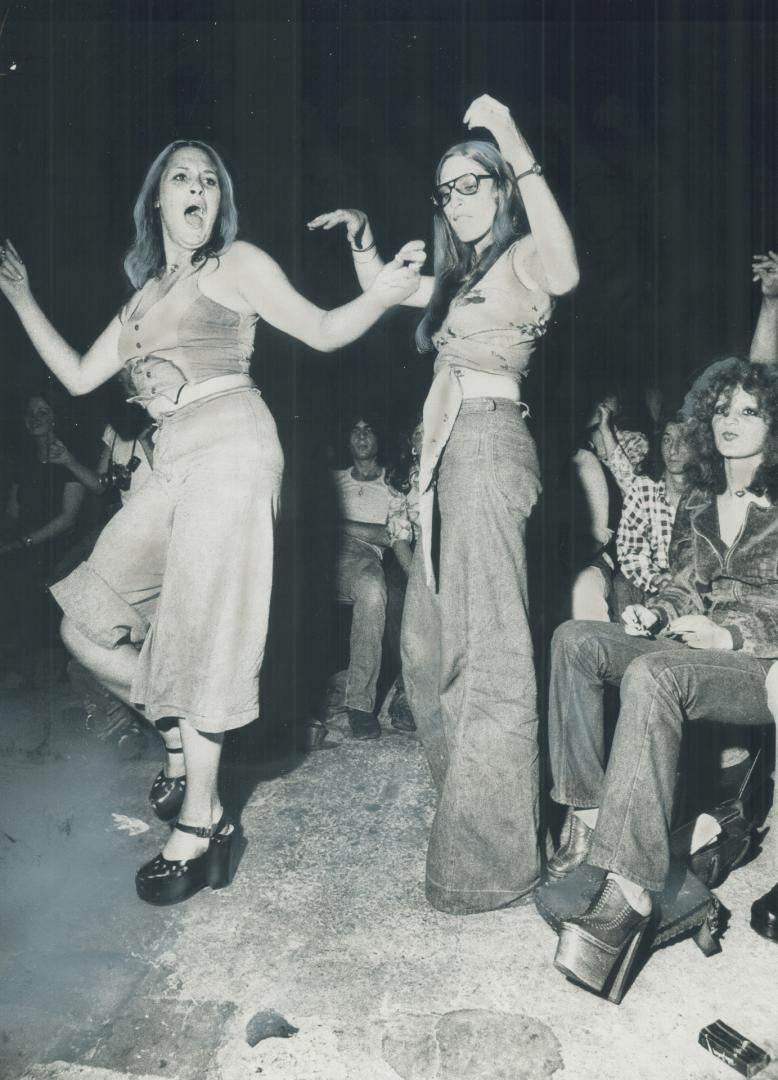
[489,430,542,519]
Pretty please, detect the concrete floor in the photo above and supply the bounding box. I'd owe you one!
[2,668,778,1080]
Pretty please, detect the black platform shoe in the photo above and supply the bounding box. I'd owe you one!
[750,882,778,942]
[554,878,653,1004]
[149,747,186,822]
[135,816,240,906]
[547,810,594,880]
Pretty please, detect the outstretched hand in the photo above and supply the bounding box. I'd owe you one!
[753,251,778,299]
[394,240,426,271]
[0,240,31,306]
[307,209,371,248]
[369,245,426,308]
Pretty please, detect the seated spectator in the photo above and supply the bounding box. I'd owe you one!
[0,394,86,686]
[384,414,423,732]
[588,389,650,494]
[614,417,692,609]
[557,387,619,622]
[570,444,613,621]
[51,376,155,513]
[546,358,778,1000]
[332,411,411,740]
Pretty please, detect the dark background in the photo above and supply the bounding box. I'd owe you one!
[1,0,778,726]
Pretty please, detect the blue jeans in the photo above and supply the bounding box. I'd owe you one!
[335,537,387,714]
[548,620,773,891]
[401,399,542,913]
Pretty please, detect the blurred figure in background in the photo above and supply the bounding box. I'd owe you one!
[0,394,85,687]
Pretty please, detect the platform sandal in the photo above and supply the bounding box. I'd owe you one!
[554,878,653,1004]
[135,815,241,906]
[148,746,186,822]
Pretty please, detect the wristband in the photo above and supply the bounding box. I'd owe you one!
[515,162,542,182]
[350,239,376,254]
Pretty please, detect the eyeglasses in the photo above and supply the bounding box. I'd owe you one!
[432,172,494,207]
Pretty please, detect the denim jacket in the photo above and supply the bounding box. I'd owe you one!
[651,487,778,657]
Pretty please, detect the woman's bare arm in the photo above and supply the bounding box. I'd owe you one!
[0,241,126,395]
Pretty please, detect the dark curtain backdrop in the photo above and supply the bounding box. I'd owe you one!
[1,0,777,727]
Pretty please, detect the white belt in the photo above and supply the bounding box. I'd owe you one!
[144,373,254,417]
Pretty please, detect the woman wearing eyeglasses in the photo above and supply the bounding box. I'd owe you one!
[309,94,579,913]
[0,139,424,906]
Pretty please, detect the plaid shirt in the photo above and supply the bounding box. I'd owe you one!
[600,429,650,494]
[616,475,676,594]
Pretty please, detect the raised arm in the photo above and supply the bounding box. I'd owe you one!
[750,251,778,364]
[572,448,612,550]
[306,210,432,309]
[228,240,425,351]
[464,95,579,296]
[0,241,126,395]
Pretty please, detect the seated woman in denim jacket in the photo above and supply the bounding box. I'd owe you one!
[545,358,778,1000]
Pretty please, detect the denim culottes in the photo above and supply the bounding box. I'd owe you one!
[51,387,284,732]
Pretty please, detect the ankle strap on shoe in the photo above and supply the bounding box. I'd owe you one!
[175,821,213,839]
[175,812,229,840]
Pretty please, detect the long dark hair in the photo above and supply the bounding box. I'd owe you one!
[123,139,239,289]
[639,418,691,483]
[682,357,778,500]
[336,408,387,469]
[415,140,527,353]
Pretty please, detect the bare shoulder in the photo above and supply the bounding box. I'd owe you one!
[509,235,548,292]
[198,241,293,315]
[217,240,285,278]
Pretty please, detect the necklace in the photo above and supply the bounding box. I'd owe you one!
[166,263,180,275]
[733,489,746,498]
[352,466,381,495]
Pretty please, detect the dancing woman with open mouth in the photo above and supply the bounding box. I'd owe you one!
[0,139,424,905]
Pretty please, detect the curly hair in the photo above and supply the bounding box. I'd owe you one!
[681,357,778,500]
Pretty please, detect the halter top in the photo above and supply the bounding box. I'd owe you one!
[118,268,257,407]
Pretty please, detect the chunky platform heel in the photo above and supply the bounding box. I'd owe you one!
[135,815,238,906]
[207,819,243,889]
[554,878,652,1004]
[149,746,186,822]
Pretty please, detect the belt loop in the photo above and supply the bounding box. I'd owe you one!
[486,398,496,411]
[518,401,531,419]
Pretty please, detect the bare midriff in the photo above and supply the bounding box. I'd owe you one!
[455,368,521,402]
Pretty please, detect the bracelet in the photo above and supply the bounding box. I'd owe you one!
[515,162,542,182]
[350,239,376,254]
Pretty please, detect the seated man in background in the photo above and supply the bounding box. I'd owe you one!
[333,412,411,740]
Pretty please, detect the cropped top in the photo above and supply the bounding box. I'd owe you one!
[418,240,553,586]
[118,268,257,407]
